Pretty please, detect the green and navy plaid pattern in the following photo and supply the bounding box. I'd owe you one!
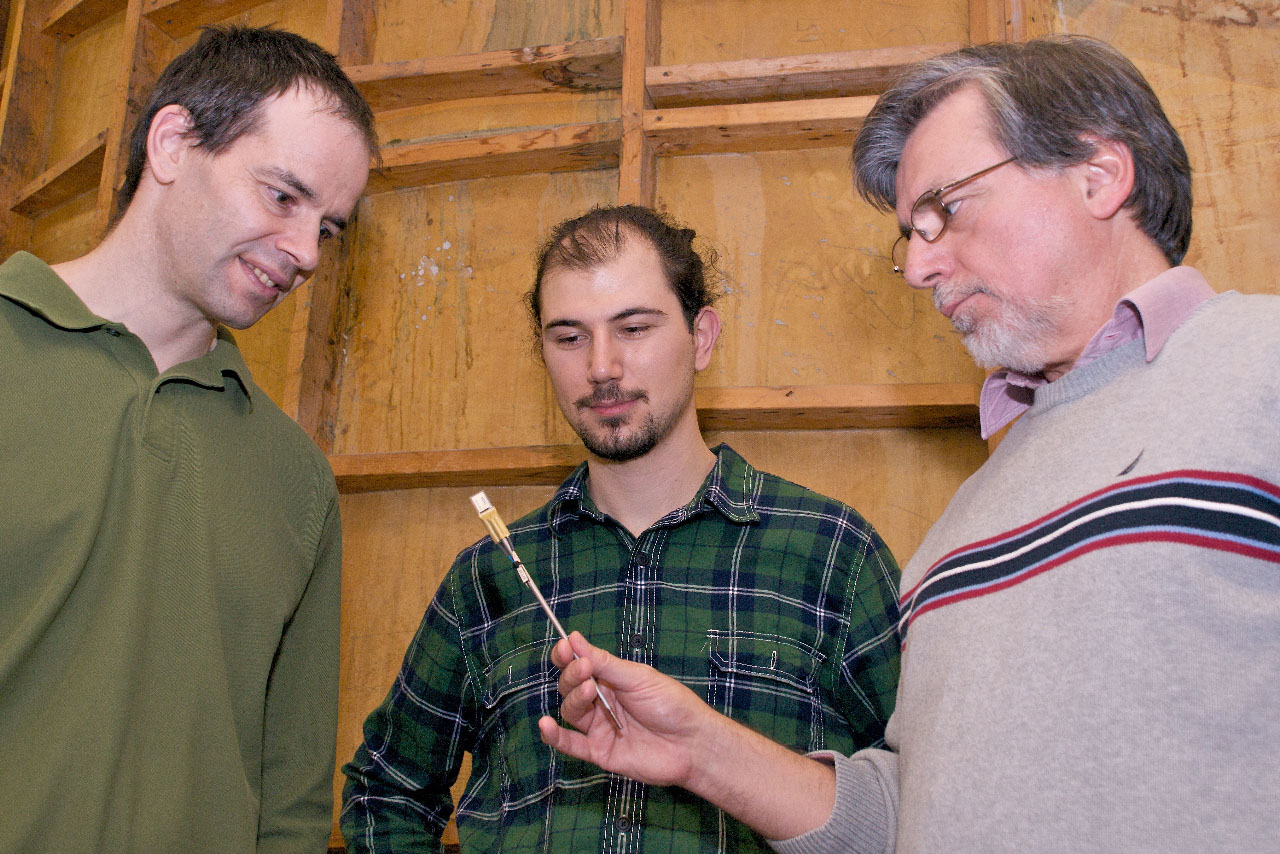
[341,444,900,853]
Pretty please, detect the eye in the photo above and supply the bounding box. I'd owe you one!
[551,332,584,348]
[266,185,294,208]
[319,224,334,243]
[620,324,650,337]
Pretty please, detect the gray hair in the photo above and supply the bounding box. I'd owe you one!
[852,36,1192,265]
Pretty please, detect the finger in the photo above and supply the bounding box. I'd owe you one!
[566,630,599,663]
[556,655,595,698]
[538,715,595,762]
[559,676,601,726]
[550,636,575,670]
[567,633,644,692]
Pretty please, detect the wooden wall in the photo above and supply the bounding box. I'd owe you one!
[1,0,1275,849]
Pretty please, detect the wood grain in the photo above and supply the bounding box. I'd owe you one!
[348,36,622,113]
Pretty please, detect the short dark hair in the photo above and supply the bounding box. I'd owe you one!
[852,35,1192,265]
[526,205,721,343]
[117,25,378,219]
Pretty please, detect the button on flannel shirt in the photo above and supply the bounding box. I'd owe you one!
[342,444,901,853]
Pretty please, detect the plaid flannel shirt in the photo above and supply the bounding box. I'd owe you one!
[342,444,900,853]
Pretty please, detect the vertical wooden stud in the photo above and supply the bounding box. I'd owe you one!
[0,0,58,258]
[323,0,374,65]
[618,0,658,206]
[281,222,355,452]
[283,0,377,447]
[93,0,172,239]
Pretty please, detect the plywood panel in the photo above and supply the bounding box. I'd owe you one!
[234,284,300,407]
[658,0,970,64]
[330,168,618,455]
[702,428,988,564]
[1061,0,1280,296]
[46,8,120,163]
[371,0,623,64]
[657,147,986,388]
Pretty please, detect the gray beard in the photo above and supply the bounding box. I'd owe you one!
[938,285,1071,375]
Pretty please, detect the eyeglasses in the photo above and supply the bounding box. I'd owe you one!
[891,156,1017,275]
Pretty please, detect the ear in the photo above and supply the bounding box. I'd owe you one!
[691,306,721,372]
[1073,134,1135,221]
[146,104,197,186]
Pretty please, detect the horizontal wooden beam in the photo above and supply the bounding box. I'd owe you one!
[347,36,623,113]
[42,0,126,40]
[333,445,587,494]
[647,43,962,108]
[11,129,106,217]
[696,382,978,431]
[142,0,261,38]
[645,95,876,156]
[366,121,620,194]
[329,383,979,493]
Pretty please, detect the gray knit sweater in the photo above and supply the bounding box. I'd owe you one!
[775,289,1280,853]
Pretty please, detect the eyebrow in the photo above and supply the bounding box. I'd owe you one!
[263,166,349,232]
[542,306,668,332]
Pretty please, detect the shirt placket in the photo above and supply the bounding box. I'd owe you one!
[601,531,661,853]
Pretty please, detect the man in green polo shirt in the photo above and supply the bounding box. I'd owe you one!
[0,27,376,852]
[341,205,902,853]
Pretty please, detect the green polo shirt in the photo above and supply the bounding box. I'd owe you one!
[0,252,342,853]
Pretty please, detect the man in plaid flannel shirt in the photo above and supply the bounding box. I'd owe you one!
[341,205,901,853]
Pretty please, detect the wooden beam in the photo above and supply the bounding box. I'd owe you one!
[332,445,587,494]
[141,0,260,39]
[647,43,962,108]
[645,95,876,156]
[93,0,170,238]
[41,0,124,40]
[328,382,981,493]
[366,121,620,194]
[0,0,60,256]
[618,0,658,206]
[11,125,103,216]
[696,383,979,431]
[323,0,374,65]
[281,225,353,452]
[347,37,622,113]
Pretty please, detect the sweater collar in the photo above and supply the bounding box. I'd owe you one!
[978,266,1216,438]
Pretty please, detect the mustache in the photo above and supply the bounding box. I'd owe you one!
[575,383,648,410]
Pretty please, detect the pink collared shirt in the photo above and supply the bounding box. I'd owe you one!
[978,267,1218,439]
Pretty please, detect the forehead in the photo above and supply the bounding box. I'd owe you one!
[222,86,370,211]
[540,237,679,320]
[895,86,1003,214]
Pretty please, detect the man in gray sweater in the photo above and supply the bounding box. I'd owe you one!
[536,36,1280,853]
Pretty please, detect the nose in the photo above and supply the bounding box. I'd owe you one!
[901,233,951,291]
[587,336,623,384]
[277,216,323,281]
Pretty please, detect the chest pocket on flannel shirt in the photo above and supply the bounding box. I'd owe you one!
[706,632,827,749]
[478,642,560,795]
